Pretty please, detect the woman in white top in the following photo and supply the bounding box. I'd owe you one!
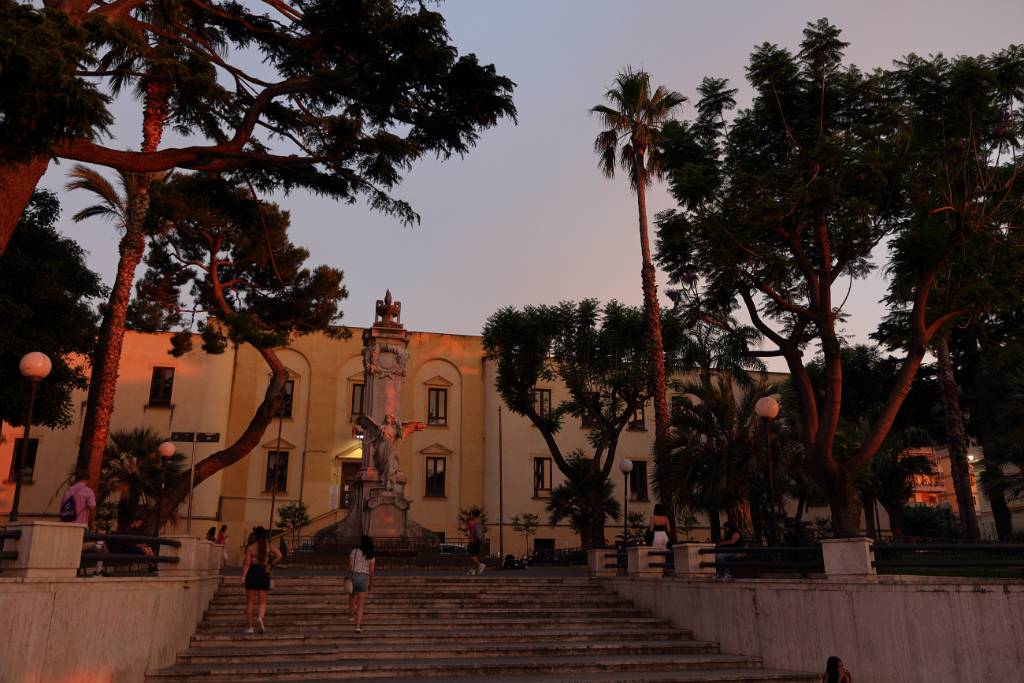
[347,535,376,633]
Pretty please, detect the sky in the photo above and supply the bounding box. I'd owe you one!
[35,0,1024,365]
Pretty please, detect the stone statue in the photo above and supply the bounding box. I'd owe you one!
[356,414,424,490]
[375,289,402,326]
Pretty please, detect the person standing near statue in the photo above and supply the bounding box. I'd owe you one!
[466,513,487,575]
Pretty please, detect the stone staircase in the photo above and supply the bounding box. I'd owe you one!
[147,575,817,682]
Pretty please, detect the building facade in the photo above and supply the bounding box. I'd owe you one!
[5,326,890,559]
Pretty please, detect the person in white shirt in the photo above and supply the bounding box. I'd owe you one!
[347,535,376,634]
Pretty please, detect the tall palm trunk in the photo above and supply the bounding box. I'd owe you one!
[77,82,170,489]
[634,154,675,540]
[934,337,980,539]
[634,167,670,442]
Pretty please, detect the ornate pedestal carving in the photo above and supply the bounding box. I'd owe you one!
[315,291,436,550]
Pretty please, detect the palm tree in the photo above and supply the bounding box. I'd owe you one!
[66,166,162,486]
[656,375,780,538]
[546,452,620,549]
[99,428,185,532]
[591,68,686,447]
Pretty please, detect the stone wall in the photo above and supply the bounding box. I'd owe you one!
[606,575,1024,683]
[0,573,219,683]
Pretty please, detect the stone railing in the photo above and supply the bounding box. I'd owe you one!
[589,538,1024,683]
[0,521,222,683]
[588,537,874,579]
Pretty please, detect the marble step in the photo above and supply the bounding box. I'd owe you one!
[177,673,818,683]
[190,627,692,647]
[207,596,625,609]
[177,640,721,664]
[196,616,676,634]
[146,652,766,681]
[200,606,650,622]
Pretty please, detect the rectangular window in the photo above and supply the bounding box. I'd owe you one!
[265,450,289,492]
[533,389,552,418]
[425,457,446,497]
[350,383,365,422]
[629,403,646,430]
[533,457,553,497]
[7,438,39,482]
[148,367,175,406]
[428,387,448,426]
[629,460,649,501]
[277,380,295,418]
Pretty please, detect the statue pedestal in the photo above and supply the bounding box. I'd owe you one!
[365,489,410,538]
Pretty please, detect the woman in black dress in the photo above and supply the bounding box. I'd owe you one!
[240,526,282,634]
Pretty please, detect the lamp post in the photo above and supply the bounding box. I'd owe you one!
[155,441,176,540]
[755,396,780,545]
[9,352,52,522]
[619,459,633,546]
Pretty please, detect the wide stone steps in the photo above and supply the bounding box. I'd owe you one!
[194,617,678,636]
[148,575,817,683]
[148,652,770,681]
[190,627,691,647]
[177,640,721,664]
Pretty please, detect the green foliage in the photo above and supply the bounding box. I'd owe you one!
[138,173,350,353]
[653,18,1024,533]
[484,299,684,547]
[0,1,111,162]
[545,452,620,547]
[99,428,185,531]
[624,511,647,544]
[510,512,540,552]
[901,505,959,539]
[458,505,488,534]
[276,501,310,531]
[591,67,686,189]
[2,0,516,224]
[0,191,104,427]
[657,373,780,534]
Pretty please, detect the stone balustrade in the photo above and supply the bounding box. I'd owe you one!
[0,520,223,683]
[589,537,878,579]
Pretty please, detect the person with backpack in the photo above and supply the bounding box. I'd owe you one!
[61,470,105,575]
[60,470,96,527]
[466,513,486,575]
[346,535,376,634]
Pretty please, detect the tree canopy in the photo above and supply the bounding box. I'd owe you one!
[0,191,104,428]
[655,18,1024,535]
[135,172,348,519]
[483,299,685,547]
[0,0,517,251]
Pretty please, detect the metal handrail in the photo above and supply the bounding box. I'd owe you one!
[80,531,181,568]
[873,543,1024,569]
[698,544,824,575]
[83,532,181,548]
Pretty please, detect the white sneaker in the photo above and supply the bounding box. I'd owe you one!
[477,563,486,575]
[467,569,476,576]
[243,627,255,635]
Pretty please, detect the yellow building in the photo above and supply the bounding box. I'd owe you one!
[3,326,839,560]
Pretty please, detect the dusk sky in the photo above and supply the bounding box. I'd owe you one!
[37,0,1024,367]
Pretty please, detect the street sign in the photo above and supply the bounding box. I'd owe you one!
[170,431,220,443]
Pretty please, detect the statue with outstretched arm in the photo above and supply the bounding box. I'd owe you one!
[356,414,425,490]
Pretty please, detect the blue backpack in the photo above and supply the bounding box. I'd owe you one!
[59,491,78,522]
